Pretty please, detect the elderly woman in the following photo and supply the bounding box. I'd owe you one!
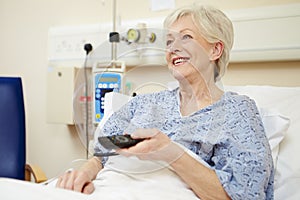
[57,4,274,200]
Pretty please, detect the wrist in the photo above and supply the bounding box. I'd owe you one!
[81,157,102,180]
[159,142,186,164]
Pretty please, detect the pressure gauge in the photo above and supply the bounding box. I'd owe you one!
[149,32,156,43]
[127,29,140,43]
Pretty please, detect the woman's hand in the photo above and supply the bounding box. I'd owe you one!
[56,169,95,194]
[56,157,102,194]
[117,128,185,163]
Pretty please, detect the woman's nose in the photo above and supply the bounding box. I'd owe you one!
[168,39,182,53]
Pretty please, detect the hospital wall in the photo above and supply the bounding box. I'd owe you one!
[0,0,299,178]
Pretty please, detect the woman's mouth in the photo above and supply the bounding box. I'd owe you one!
[172,57,190,66]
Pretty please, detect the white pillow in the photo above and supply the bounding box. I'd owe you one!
[259,108,290,169]
[223,85,300,199]
[94,92,131,142]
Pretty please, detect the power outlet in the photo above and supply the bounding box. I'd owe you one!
[48,24,111,64]
[47,18,165,66]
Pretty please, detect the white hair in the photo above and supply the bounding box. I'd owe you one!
[164,4,234,81]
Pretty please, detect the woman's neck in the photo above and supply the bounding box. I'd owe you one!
[178,80,223,116]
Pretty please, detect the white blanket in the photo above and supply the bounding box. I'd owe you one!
[89,155,200,200]
[0,178,87,200]
[0,147,203,200]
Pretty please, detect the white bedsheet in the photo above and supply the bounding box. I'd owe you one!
[89,156,200,200]
[0,146,202,200]
[0,178,87,200]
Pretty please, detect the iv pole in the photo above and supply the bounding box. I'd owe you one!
[111,0,118,68]
[84,0,118,158]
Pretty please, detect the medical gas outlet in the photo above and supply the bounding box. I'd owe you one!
[124,23,156,44]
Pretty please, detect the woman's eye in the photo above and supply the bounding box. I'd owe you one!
[182,34,192,40]
[166,39,173,46]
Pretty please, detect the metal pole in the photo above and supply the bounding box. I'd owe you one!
[111,0,117,67]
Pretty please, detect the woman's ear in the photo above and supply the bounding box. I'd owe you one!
[210,41,224,61]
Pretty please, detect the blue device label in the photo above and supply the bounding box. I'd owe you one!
[94,72,122,123]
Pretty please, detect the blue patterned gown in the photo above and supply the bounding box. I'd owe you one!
[94,88,274,200]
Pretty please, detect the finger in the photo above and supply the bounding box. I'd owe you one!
[131,128,159,138]
[56,172,70,189]
[82,182,95,194]
[116,148,134,157]
[73,176,88,193]
[64,171,77,190]
[117,140,151,155]
[55,176,62,188]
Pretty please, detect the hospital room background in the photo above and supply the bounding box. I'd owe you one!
[1,0,300,179]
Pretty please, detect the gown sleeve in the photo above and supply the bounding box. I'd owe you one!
[212,95,274,199]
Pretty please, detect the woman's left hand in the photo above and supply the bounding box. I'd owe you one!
[116,128,184,163]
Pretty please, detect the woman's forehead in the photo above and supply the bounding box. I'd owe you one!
[166,15,200,34]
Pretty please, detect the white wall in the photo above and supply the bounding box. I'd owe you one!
[1,0,300,178]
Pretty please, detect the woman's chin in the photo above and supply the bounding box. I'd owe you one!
[170,69,189,83]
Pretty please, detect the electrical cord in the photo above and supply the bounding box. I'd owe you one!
[83,43,93,159]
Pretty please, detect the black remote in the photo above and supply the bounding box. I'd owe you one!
[98,135,144,150]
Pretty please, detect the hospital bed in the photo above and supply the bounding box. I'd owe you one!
[0,84,299,199]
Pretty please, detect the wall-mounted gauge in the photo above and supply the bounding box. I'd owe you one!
[149,32,156,43]
[127,29,140,43]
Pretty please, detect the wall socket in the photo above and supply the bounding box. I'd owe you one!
[48,24,111,65]
[47,18,165,67]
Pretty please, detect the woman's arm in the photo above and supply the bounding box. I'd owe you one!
[118,129,230,199]
[56,156,102,194]
[170,152,230,200]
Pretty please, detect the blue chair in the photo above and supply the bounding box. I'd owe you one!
[0,77,46,183]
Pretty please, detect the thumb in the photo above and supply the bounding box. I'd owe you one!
[131,128,158,139]
[82,182,95,194]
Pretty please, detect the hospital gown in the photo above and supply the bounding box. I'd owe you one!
[95,88,274,200]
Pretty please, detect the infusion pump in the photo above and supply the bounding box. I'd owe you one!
[93,61,125,123]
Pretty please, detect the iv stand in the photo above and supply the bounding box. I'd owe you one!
[111,0,118,68]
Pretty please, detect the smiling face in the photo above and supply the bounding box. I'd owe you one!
[165,15,215,84]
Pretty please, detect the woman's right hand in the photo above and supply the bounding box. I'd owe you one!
[56,169,95,194]
[55,157,102,194]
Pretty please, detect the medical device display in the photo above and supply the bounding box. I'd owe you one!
[93,72,122,123]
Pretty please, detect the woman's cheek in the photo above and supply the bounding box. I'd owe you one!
[165,53,171,64]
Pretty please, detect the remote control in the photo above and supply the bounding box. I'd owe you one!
[98,135,144,150]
